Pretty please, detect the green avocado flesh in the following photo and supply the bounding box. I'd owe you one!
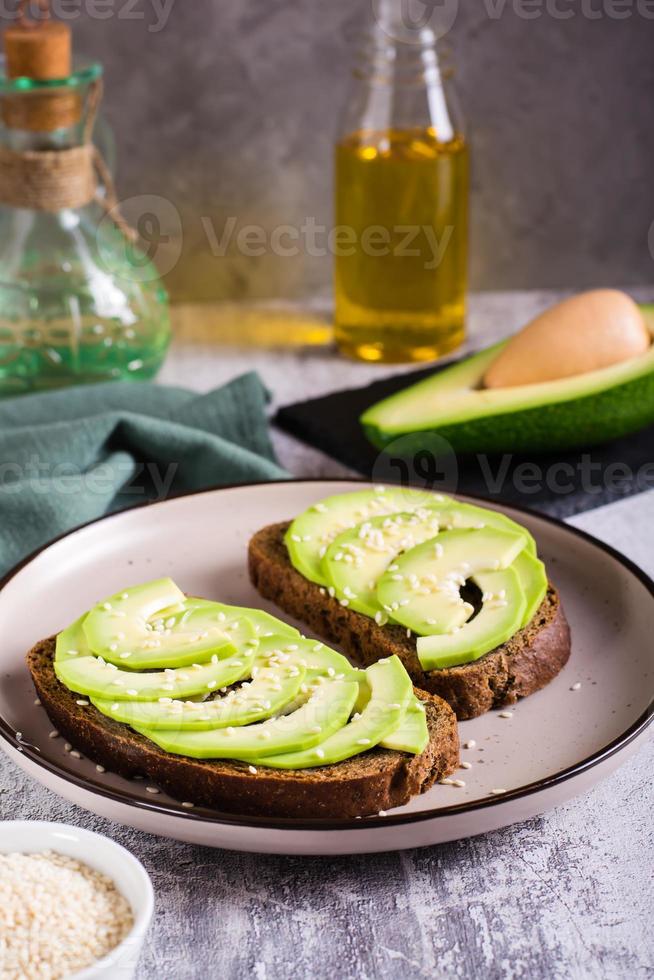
[377,527,527,637]
[134,678,359,760]
[83,581,255,669]
[252,657,413,769]
[361,307,654,454]
[286,488,549,671]
[55,579,424,770]
[417,567,526,669]
[285,486,448,586]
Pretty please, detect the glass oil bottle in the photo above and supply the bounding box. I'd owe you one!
[334,19,468,363]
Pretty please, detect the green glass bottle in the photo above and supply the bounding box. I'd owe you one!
[0,54,170,396]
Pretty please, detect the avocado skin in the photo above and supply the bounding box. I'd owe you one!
[363,370,654,455]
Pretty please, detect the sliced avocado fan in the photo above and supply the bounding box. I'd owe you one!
[361,306,654,454]
[286,489,549,672]
[55,579,427,771]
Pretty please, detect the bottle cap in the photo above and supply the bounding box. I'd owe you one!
[4,21,71,80]
[2,21,80,131]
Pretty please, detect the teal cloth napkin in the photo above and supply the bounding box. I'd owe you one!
[0,374,287,577]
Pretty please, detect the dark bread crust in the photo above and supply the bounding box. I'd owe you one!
[27,638,459,820]
[248,522,572,721]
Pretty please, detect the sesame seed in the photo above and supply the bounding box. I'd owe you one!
[439,778,454,785]
[570,682,582,691]
[498,711,513,719]
[491,788,507,795]
[64,743,72,752]
[463,740,476,749]
[181,801,194,809]
[0,851,134,976]
[48,730,59,739]
[460,761,472,770]
[452,779,466,788]
[248,765,258,774]
[126,689,138,697]
[119,653,132,660]
[314,748,325,759]
[356,738,371,746]
[145,786,160,794]
[70,751,82,759]
[96,765,106,773]
[378,810,387,816]
[33,698,41,707]
[75,700,89,707]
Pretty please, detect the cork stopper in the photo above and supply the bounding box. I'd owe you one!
[5,21,71,79]
[2,20,81,131]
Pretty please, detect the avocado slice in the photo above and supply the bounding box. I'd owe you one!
[254,635,357,679]
[92,661,306,730]
[134,677,359,760]
[322,510,443,618]
[285,487,450,586]
[55,616,93,664]
[380,699,429,754]
[361,307,654,454]
[352,670,429,754]
[376,527,527,637]
[417,567,526,670]
[83,581,254,669]
[513,550,548,628]
[56,645,256,703]
[322,501,536,618]
[252,656,413,769]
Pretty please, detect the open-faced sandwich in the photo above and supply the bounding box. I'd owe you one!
[249,487,571,719]
[27,579,459,819]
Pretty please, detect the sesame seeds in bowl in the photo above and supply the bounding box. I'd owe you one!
[0,822,154,980]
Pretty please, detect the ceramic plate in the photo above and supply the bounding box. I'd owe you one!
[0,480,652,855]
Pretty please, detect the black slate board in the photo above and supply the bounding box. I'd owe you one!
[275,361,654,519]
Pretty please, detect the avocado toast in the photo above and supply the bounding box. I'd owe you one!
[249,488,571,720]
[26,580,459,819]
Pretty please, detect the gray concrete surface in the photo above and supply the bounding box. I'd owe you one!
[20,0,653,302]
[1,289,652,980]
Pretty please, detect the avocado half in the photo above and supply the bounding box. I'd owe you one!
[361,305,654,454]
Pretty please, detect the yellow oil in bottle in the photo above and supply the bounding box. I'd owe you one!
[334,127,468,363]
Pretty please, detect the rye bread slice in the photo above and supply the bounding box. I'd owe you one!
[248,521,572,721]
[27,638,459,820]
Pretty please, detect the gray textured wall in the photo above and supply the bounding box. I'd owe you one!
[62,0,654,301]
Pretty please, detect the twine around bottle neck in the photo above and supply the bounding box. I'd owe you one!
[0,77,137,242]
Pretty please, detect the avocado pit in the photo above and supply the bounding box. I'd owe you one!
[483,289,651,389]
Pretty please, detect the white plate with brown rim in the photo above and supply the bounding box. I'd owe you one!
[0,479,652,855]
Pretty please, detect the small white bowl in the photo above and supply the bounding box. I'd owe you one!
[0,821,154,979]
